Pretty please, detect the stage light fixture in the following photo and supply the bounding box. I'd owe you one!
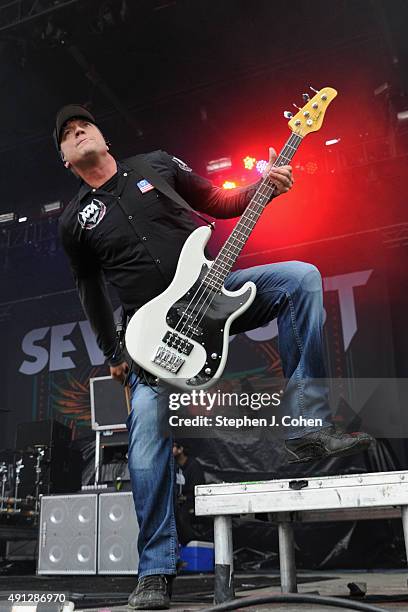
[397,110,408,121]
[41,201,63,215]
[256,160,268,175]
[0,212,16,224]
[243,156,256,170]
[374,82,389,96]
[325,138,341,146]
[222,181,236,189]
[206,157,232,173]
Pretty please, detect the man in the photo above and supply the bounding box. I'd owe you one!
[173,441,207,546]
[57,104,373,609]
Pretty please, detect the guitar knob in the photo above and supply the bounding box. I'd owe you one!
[295,120,301,126]
[302,93,310,102]
[211,353,218,359]
[303,111,310,117]
[205,368,211,375]
[306,119,313,126]
[312,102,319,109]
[283,111,293,119]
[321,94,328,101]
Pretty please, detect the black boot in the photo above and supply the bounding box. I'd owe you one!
[128,574,174,610]
[285,426,374,464]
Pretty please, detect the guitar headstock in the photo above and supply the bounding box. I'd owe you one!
[287,87,337,137]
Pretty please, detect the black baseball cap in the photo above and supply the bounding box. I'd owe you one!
[53,104,97,151]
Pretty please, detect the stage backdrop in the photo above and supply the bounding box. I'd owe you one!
[2,227,407,477]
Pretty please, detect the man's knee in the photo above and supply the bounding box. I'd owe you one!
[285,261,322,293]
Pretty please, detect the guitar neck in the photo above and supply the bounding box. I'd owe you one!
[205,132,303,290]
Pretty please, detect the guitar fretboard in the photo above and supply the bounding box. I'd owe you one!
[204,132,303,291]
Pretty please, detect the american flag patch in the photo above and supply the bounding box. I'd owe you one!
[137,179,155,193]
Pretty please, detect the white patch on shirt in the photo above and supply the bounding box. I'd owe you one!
[78,198,106,230]
[171,156,192,172]
[176,470,186,486]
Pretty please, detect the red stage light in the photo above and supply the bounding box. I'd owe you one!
[243,156,256,170]
[256,160,268,175]
[223,181,237,189]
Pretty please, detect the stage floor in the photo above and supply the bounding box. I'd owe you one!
[77,570,408,611]
[1,570,408,610]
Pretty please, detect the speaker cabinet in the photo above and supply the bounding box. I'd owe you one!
[14,420,82,495]
[98,492,139,574]
[38,494,97,574]
[16,419,72,450]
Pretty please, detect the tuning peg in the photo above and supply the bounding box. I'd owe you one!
[302,93,310,102]
[292,103,302,110]
[283,111,293,119]
[309,86,319,93]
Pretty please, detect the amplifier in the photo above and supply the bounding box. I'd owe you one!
[98,492,139,574]
[16,419,71,451]
[38,494,98,574]
[38,492,139,575]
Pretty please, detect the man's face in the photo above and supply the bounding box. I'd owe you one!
[173,444,182,458]
[59,118,108,168]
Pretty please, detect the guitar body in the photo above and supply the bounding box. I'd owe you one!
[125,226,256,389]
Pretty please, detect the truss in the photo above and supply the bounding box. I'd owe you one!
[0,216,59,250]
[0,0,82,33]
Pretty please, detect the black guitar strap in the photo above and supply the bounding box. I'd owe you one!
[123,154,214,229]
[118,154,214,386]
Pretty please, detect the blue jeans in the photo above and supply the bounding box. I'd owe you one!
[126,376,177,578]
[126,261,332,577]
[226,262,332,434]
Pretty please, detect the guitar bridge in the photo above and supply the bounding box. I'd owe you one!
[152,346,185,373]
[152,331,194,374]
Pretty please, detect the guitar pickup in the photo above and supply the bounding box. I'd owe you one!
[162,331,193,355]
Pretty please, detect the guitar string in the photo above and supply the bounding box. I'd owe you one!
[175,133,302,339]
[171,150,292,342]
[176,132,302,331]
[163,132,302,360]
[164,132,302,362]
[191,165,286,329]
[205,136,302,292]
[158,181,274,356]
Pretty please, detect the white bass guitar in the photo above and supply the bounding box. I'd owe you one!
[125,87,337,389]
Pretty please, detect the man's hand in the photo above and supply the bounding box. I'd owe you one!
[110,361,129,384]
[263,147,294,196]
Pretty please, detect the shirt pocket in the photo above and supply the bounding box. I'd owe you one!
[138,190,184,224]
